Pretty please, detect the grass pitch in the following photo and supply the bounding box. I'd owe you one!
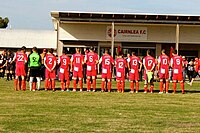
[0,79,199,132]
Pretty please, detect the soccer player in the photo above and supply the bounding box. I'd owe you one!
[44,49,57,91]
[127,51,142,93]
[99,49,114,92]
[58,50,70,91]
[158,49,170,94]
[70,48,84,92]
[12,47,28,91]
[143,50,156,93]
[27,47,41,91]
[115,52,126,93]
[85,47,99,92]
[170,50,184,94]
[5,50,14,81]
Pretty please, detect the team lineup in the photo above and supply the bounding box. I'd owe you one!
[12,46,186,94]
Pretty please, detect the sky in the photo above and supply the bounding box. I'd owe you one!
[1,0,200,30]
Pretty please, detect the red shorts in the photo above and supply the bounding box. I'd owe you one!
[101,68,112,79]
[172,69,183,81]
[59,68,69,80]
[45,69,56,79]
[159,68,169,79]
[73,71,83,78]
[87,68,97,77]
[15,65,26,76]
[116,71,125,81]
[129,70,139,81]
[173,74,183,81]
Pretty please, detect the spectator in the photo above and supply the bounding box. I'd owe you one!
[187,59,195,86]
[182,56,188,82]
[40,49,47,80]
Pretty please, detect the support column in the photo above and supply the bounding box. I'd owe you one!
[176,24,180,54]
[111,22,115,57]
[156,44,162,58]
[56,20,63,56]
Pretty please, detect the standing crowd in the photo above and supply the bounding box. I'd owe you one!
[1,46,200,94]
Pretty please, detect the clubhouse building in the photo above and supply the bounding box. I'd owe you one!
[51,11,200,58]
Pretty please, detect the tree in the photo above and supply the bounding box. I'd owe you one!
[0,17,9,28]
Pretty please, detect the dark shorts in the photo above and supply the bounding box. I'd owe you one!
[29,67,41,77]
[188,71,196,78]
[6,64,14,71]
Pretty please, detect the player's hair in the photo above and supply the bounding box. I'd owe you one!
[90,46,94,51]
[146,49,151,55]
[173,49,178,54]
[76,48,80,53]
[22,46,26,50]
[21,46,26,51]
[161,49,165,53]
[48,48,53,54]
[132,51,136,55]
[62,49,66,54]
[7,49,11,53]
[105,49,109,54]
[32,47,37,52]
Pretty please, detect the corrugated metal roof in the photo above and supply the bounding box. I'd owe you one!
[0,29,56,49]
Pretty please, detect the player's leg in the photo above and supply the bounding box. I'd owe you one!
[165,79,169,93]
[36,77,41,91]
[159,78,164,93]
[116,80,121,92]
[21,76,26,91]
[101,78,105,92]
[121,80,125,93]
[14,76,19,91]
[87,76,91,92]
[72,77,77,91]
[44,69,50,91]
[144,80,148,93]
[150,79,154,93]
[180,80,184,94]
[6,65,10,81]
[51,70,56,91]
[79,77,83,92]
[107,78,111,92]
[29,76,34,91]
[91,69,97,92]
[172,80,177,93]
[65,72,70,91]
[135,80,139,93]
[130,80,134,93]
[129,73,134,93]
[60,72,65,91]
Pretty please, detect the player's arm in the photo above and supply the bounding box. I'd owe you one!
[95,54,99,65]
[143,58,147,71]
[170,58,173,68]
[70,55,73,72]
[11,53,16,63]
[139,60,142,72]
[127,58,131,71]
[99,56,103,65]
[44,57,50,71]
[150,60,156,72]
[51,58,57,71]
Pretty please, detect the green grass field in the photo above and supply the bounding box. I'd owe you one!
[0,79,200,132]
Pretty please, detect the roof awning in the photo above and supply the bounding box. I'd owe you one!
[51,11,200,25]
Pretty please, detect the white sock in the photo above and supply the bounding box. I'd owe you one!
[36,77,41,90]
[29,77,34,91]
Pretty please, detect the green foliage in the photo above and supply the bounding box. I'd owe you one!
[0,17,9,28]
[0,79,199,132]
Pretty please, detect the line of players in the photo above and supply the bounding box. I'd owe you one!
[12,46,185,94]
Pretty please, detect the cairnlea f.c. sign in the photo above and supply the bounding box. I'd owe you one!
[106,26,147,41]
